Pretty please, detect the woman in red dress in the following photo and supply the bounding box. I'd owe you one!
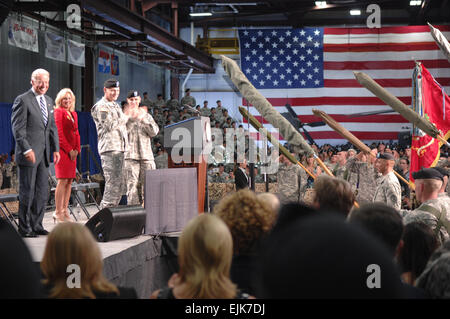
[53,88,80,223]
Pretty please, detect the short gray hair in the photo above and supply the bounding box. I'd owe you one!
[31,68,50,81]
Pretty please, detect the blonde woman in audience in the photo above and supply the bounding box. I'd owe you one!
[150,214,252,299]
[41,223,137,299]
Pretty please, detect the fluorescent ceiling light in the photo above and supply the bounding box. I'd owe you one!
[189,12,213,17]
[410,0,422,6]
[350,9,361,16]
[315,1,327,7]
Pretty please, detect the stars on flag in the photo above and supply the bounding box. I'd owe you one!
[239,28,323,89]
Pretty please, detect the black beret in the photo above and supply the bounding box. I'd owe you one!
[139,102,150,108]
[216,100,221,103]
[157,94,162,97]
[378,153,395,161]
[104,78,119,88]
[412,168,444,181]
[127,90,139,98]
[185,88,190,93]
[431,167,449,178]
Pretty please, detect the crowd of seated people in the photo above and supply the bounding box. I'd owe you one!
[1,137,449,299]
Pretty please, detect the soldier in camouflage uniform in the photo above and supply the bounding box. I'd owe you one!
[154,147,168,169]
[142,92,155,112]
[123,91,159,205]
[166,93,180,111]
[277,154,304,204]
[432,167,450,211]
[200,100,211,117]
[401,168,450,244]
[212,163,230,183]
[3,152,18,191]
[91,79,129,209]
[345,149,380,205]
[154,94,166,111]
[153,108,164,129]
[333,150,347,180]
[180,88,196,108]
[372,153,402,210]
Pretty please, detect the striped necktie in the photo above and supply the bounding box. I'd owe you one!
[39,96,48,126]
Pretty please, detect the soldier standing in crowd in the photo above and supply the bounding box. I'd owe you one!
[3,150,18,191]
[166,92,180,111]
[401,168,449,245]
[123,90,159,205]
[142,92,154,111]
[431,167,450,208]
[180,88,196,107]
[201,100,211,117]
[277,153,304,204]
[212,163,230,183]
[91,79,129,209]
[373,152,402,210]
[154,147,168,169]
[333,150,347,180]
[215,101,224,124]
[345,148,379,204]
[397,157,411,208]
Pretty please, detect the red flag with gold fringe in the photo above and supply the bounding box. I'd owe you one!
[410,63,450,181]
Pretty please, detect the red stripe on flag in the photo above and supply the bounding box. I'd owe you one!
[324,78,450,88]
[244,114,409,124]
[243,96,413,106]
[324,25,450,35]
[250,131,400,141]
[324,59,450,70]
[323,42,439,52]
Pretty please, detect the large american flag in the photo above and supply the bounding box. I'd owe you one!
[238,25,450,146]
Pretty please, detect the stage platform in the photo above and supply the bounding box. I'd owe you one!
[22,206,180,299]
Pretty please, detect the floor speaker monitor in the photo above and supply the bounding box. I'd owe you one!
[85,205,146,242]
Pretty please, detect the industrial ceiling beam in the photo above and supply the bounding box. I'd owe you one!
[12,1,62,12]
[82,0,214,73]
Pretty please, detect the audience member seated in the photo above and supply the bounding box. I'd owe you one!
[397,221,439,286]
[312,175,356,217]
[416,240,450,298]
[0,218,44,298]
[41,222,137,299]
[258,213,407,298]
[271,202,317,235]
[150,214,253,299]
[256,192,280,216]
[348,202,428,298]
[213,190,276,296]
[348,202,404,256]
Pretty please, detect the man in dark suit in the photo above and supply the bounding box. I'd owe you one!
[11,68,60,237]
[235,158,249,190]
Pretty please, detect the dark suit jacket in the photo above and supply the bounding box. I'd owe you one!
[235,167,249,190]
[11,89,59,167]
[0,219,44,298]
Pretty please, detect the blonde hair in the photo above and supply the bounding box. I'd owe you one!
[176,214,237,299]
[257,192,280,214]
[214,189,276,255]
[55,88,76,112]
[420,179,443,193]
[41,223,119,299]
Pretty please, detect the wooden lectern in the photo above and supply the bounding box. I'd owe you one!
[164,117,212,213]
